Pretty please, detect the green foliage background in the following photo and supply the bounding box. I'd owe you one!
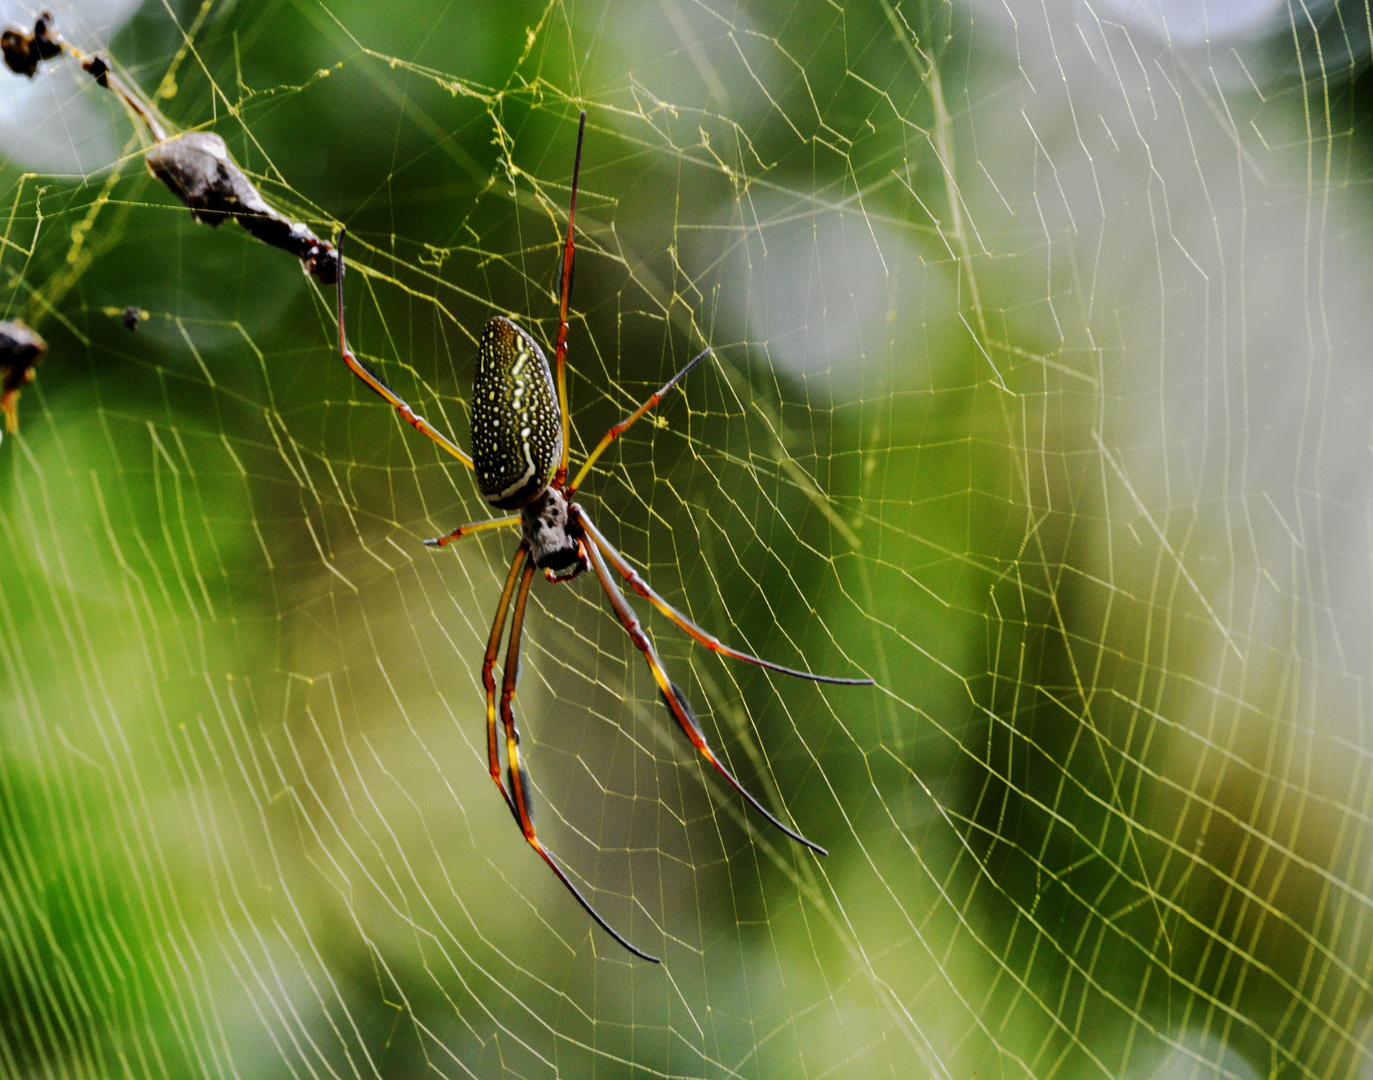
[1,0,1371,1077]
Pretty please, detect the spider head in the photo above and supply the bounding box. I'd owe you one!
[521,486,585,582]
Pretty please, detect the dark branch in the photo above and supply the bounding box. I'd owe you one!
[145,133,338,284]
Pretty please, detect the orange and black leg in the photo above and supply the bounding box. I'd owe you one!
[567,346,712,496]
[481,545,529,817]
[424,514,519,549]
[552,110,587,488]
[335,228,474,471]
[576,511,872,686]
[498,552,660,962]
[581,529,827,856]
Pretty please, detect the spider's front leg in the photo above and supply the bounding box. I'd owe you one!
[424,514,519,548]
[335,228,474,471]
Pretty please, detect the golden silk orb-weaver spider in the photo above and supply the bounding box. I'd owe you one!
[334,111,873,963]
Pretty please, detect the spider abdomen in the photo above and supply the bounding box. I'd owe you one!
[471,316,562,509]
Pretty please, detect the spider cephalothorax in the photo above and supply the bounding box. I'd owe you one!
[334,111,873,963]
[519,486,584,579]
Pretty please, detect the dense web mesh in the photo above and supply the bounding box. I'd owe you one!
[1,0,1371,1077]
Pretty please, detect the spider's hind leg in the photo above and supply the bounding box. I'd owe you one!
[576,511,873,686]
[497,550,659,963]
[481,545,530,817]
[580,527,827,857]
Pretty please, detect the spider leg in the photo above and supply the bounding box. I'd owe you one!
[553,110,587,488]
[567,346,713,496]
[482,544,529,817]
[499,554,660,963]
[0,390,20,434]
[424,514,520,548]
[582,535,827,857]
[575,510,873,686]
[335,228,474,470]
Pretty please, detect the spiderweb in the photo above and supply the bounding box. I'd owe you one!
[1,0,1370,1076]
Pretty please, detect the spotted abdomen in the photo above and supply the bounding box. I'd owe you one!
[471,316,563,509]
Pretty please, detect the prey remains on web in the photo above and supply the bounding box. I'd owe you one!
[2,11,338,285]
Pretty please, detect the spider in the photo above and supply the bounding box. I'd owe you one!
[334,111,872,963]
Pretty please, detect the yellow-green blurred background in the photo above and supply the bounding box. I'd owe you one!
[2,0,1371,1076]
